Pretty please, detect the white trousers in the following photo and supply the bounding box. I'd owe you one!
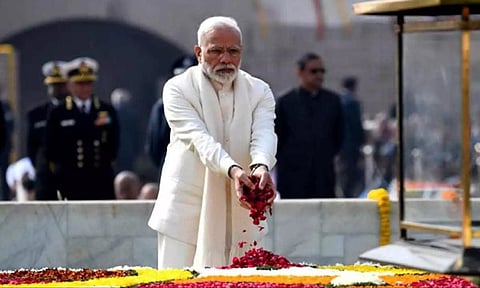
[157,232,196,269]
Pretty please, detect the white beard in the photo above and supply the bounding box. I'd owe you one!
[201,61,240,84]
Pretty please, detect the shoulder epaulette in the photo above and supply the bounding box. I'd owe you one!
[93,97,100,110]
[65,96,73,110]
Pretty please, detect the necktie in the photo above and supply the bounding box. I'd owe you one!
[81,104,87,114]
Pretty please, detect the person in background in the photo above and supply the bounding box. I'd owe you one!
[46,57,119,200]
[0,100,5,153]
[111,88,140,173]
[148,16,277,269]
[0,91,14,200]
[138,182,159,200]
[114,170,141,199]
[0,102,6,200]
[373,113,397,189]
[338,76,365,198]
[27,61,69,200]
[275,52,343,199]
[145,55,198,174]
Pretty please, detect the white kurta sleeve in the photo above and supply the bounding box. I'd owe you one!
[163,79,237,177]
[249,84,278,169]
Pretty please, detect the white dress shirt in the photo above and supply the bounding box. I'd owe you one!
[73,97,92,113]
[212,80,234,151]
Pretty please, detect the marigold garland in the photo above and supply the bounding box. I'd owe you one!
[174,275,336,285]
[368,188,391,245]
[316,263,423,274]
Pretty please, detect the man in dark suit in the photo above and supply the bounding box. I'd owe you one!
[27,61,69,200]
[145,55,197,173]
[0,102,6,199]
[111,88,139,174]
[46,57,119,200]
[0,92,14,200]
[0,100,5,156]
[338,76,365,198]
[275,52,343,199]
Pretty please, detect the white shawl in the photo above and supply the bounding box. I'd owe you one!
[193,68,263,268]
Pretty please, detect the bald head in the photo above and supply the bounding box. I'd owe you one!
[114,171,141,200]
[138,183,158,200]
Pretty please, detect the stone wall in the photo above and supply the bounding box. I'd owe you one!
[1,199,477,270]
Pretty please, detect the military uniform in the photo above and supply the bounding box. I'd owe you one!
[27,61,67,200]
[45,57,119,200]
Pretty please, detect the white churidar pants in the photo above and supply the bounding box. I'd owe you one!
[157,232,195,269]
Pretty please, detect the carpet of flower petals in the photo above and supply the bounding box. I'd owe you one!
[1,265,476,288]
[0,268,135,285]
[137,275,477,288]
[139,283,327,288]
[0,250,477,288]
[0,267,193,287]
[222,247,303,269]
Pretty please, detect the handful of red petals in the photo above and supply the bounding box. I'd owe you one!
[241,175,274,227]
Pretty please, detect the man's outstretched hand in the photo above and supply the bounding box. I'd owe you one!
[230,165,276,210]
[230,166,255,209]
[250,165,276,205]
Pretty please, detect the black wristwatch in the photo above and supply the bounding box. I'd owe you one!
[250,163,269,174]
[228,164,243,178]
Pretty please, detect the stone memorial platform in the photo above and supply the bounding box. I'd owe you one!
[1,199,477,269]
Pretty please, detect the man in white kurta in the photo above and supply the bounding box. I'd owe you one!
[148,16,277,269]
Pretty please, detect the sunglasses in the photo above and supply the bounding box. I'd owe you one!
[307,68,326,74]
